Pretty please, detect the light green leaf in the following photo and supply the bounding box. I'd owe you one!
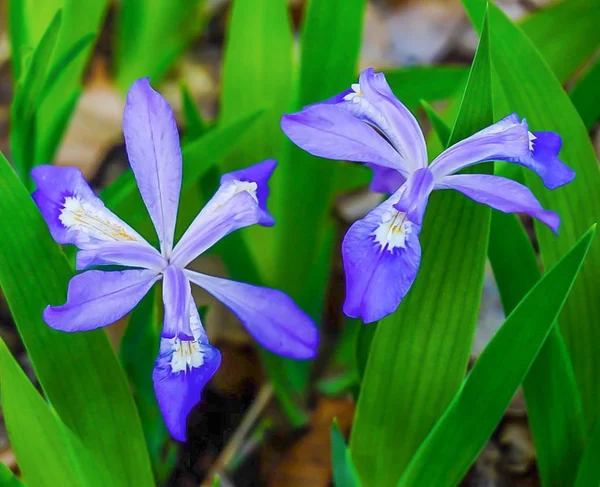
[115,0,207,91]
[397,225,596,487]
[332,420,363,487]
[574,421,600,487]
[350,16,493,486]
[0,461,23,487]
[0,152,154,487]
[463,0,600,438]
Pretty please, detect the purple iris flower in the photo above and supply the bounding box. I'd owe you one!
[281,68,575,324]
[32,79,318,441]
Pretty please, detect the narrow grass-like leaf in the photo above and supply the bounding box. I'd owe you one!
[0,153,154,487]
[350,16,493,486]
[332,420,363,487]
[0,462,23,487]
[574,421,600,487]
[181,82,208,142]
[421,100,451,147]
[519,0,600,83]
[115,0,207,91]
[398,225,596,487]
[384,66,469,110]
[570,57,600,130]
[463,0,600,437]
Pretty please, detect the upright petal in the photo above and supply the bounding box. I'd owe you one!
[367,164,405,194]
[342,191,422,323]
[281,104,409,176]
[161,265,194,340]
[184,270,318,359]
[123,78,182,257]
[393,168,434,225]
[76,241,165,271]
[153,298,221,441]
[43,269,160,332]
[342,68,428,170]
[430,114,575,189]
[171,161,276,267]
[436,174,560,233]
[32,165,148,247]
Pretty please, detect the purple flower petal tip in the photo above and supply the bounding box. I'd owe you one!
[221,159,277,226]
[530,132,575,189]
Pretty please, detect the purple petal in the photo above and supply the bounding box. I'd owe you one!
[367,164,405,194]
[393,168,434,226]
[123,78,182,257]
[436,174,560,233]
[342,68,427,170]
[430,114,575,189]
[184,270,318,359]
[153,301,221,441]
[44,269,160,332]
[281,104,408,175]
[342,193,422,323]
[161,266,193,340]
[76,241,165,271]
[31,165,146,247]
[219,159,277,226]
[171,179,262,267]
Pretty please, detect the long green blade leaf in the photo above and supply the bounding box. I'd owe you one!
[398,225,596,487]
[574,421,600,487]
[570,57,600,130]
[350,16,493,486]
[332,420,363,487]
[0,153,154,487]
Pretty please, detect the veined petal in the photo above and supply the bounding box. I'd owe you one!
[367,164,405,194]
[342,68,428,170]
[43,269,160,332]
[123,78,182,257]
[281,104,408,176]
[393,168,434,226]
[430,114,575,189]
[171,162,275,267]
[437,174,560,233]
[342,192,422,323]
[161,266,193,340]
[32,165,147,247]
[153,297,221,441]
[76,241,165,271]
[184,270,318,359]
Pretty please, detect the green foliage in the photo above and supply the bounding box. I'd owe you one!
[350,16,493,486]
[115,0,207,90]
[574,421,600,487]
[0,461,23,487]
[397,225,596,487]
[0,152,154,487]
[332,420,363,487]
[570,57,600,130]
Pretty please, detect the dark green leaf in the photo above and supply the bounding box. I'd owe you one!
[0,461,23,487]
[332,420,363,487]
[574,421,600,487]
[421,100,451,147]
[570,57,600,130]
[398,225,596,487]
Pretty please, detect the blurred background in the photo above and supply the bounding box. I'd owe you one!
[0,0,597,485]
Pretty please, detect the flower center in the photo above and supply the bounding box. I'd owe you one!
[373,210,412,252]
[59,196,139,242]
[170,338,205,373]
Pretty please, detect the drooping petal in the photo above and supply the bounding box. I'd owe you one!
[281,104,408,176]
[153,299,221,441]
[184,270,319,359]
[436,174,560,233]
[342,192,422,323]
[430,114,575,189]
[393,168,434,225]
[161,265,194,340]
[31,165,148,248]
[219,159,277,226]
[171,163,274,267]
[123,78,182,257]
[43,269,160,332]
[342,68,428,170]
[367,164,405,194]
[76,241,165,271]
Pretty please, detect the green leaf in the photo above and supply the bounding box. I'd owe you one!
[349,15,493,486]
[0,461,23,487]
[570,57,600,130]
[397,225,596,487]
[115,0,207,91]
[384,66,469,110]
[181,82,208,142]
[463,0,600,438]
[0,153,154,486]
[574,421,600,487]
[519,0,600,83]
[0,337,116,487]
[332,420,363,487]
[420,100,451,147]
[212,475,221,487]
